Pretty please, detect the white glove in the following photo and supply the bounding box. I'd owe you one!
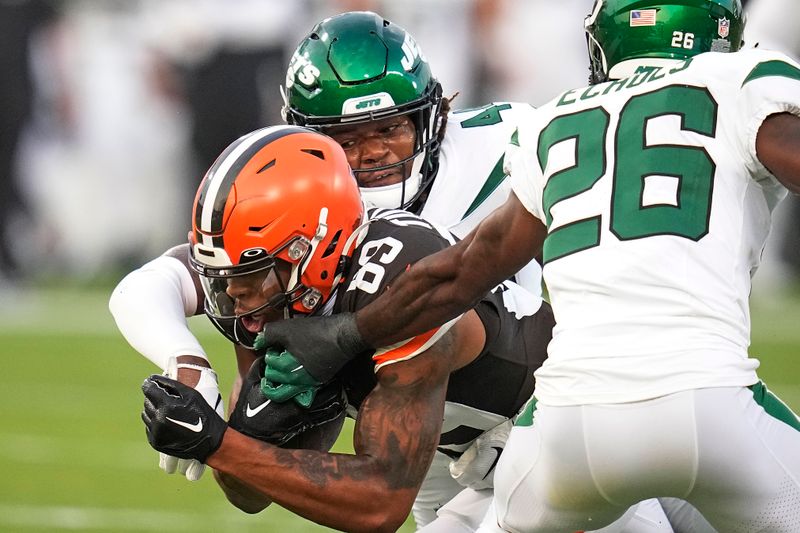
[449,420,512,490]
[159,357,225,481]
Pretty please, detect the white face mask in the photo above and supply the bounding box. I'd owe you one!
[357,150,426,209]
[359,171,423,209]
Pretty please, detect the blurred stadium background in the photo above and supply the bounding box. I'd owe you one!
[0,0,798,531]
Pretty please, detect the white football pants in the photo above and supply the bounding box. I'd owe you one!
[422,488,675,533]
[477,386,800,532]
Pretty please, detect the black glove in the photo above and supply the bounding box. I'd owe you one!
[257,312,371,383]
[141,374,228,463]
[228,357,347,448]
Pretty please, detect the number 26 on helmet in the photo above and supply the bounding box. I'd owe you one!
[584,0,745,84]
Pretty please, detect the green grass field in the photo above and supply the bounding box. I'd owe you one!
[0,284,797,532]
[0,285,415,532]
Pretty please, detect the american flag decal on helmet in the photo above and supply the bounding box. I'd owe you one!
[630,9,657,27]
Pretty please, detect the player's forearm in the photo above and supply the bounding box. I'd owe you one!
[109,255,206,370]
[208,431,415,533]
[357,209,521,348]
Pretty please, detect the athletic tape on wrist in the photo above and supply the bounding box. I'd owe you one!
[176,363,217,375]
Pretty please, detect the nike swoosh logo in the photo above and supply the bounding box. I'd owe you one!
[166,416,203,433]
[290,366,304,373]
[483,446,504,480]
[246,399,271,417]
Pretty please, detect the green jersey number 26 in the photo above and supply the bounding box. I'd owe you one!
[539,85,716,263]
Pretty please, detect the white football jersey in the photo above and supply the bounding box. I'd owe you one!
[508,49,800,405]
[421,102,543,295]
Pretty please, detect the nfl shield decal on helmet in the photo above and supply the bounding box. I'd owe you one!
[718,17,730,38]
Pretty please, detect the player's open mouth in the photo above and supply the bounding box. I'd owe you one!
[240,313,265,333]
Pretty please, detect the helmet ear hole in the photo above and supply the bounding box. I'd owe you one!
[322,229,343,259]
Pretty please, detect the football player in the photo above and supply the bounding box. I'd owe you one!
[281,11,543,296]
[137,126,550,532]
[254,1,800,531]
[112,11,680,531]
[133,126,675,533]
[278,12,555,528]
[280,10,696,530]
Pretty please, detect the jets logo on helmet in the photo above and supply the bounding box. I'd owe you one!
[400,31,424,71]
[189,125,365,347]
[584,0,745,84]
[342,92,397,116]
[285,50,320,90]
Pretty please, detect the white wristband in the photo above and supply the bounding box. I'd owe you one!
[176,363,216,374]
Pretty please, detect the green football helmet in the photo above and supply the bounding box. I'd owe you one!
[281,11,443,210]
[585,0,745,84]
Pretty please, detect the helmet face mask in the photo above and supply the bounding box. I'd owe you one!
[322,113,424,209]
[282,11,443,210]
[192,238,314,318]
[584,0,745,84]
[195,252,283,321]
[189,126,364,346]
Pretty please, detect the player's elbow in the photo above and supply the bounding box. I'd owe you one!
[213,470,272,514]
[108,272,145,322]
[370,517,408,533]
[107,279,126,320]
[357,509,409,533]
[227,494,272,514]
[356,491,415,533]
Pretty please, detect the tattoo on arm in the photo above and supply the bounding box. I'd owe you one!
[355,373,444,490]
[267,331,454,492]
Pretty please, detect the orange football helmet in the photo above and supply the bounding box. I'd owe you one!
[189,126,364,341]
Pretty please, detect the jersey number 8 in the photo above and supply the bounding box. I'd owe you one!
[347,237,405,294]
